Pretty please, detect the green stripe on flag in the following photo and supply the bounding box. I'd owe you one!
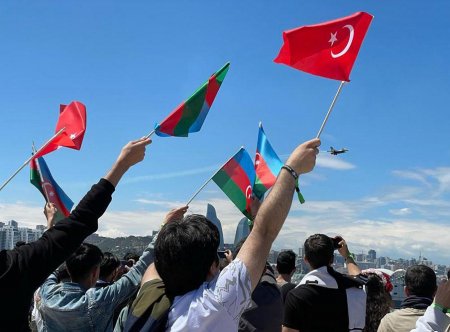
[212,169,247,213]
[173,84,207,136]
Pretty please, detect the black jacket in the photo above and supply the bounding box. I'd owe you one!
[0,178,115,331]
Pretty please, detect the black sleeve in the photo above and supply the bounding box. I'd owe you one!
[283,290,304,330]
[12,178,115,290]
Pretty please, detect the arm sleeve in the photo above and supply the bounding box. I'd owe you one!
[96,242,155,310]
[411,306,450,332]
[14,178,115,290]
[283,290,303,330]
[213,259,252,323]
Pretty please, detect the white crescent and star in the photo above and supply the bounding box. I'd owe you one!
[329,24,354,58]
[255,153,261,166]
[245,185,252,200]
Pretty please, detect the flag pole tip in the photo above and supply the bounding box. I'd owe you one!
[258,121,262,127]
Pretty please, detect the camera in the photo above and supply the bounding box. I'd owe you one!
[217,250,227,259]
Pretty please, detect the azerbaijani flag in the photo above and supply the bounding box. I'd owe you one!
[253,123,283,200]
[212,148,256,220]
[155,62,230,137]
[30,156,74,222]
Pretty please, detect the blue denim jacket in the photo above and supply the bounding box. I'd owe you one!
[39,244,154,332]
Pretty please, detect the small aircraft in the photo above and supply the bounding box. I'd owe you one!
[328,147,348,155]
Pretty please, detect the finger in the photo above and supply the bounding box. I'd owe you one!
[303,138,321,149]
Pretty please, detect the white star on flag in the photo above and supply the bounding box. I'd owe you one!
[49,191,55,197]
[70,133,76,140]
[328,32,337,46]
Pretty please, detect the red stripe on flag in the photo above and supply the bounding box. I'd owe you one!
[255,155,278,189]
[222,158,252,199]
[204,76,220,107]
[158,101,186,136]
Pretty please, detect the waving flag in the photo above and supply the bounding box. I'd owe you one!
[34,101,87,158]
[253,123,283,199]
[212,148,255,220]
[274,12,373,81]
[30,156,74,221]
[155,62,230,137]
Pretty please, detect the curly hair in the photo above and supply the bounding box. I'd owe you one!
[363,273,391,332]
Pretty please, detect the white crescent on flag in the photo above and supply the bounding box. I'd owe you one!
[331,24,354,58]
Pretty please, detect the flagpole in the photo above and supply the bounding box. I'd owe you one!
[0,128,66,192]
[186,146,244,206]
[316,81,346,138]
[32,145,51,203]
[145,129,155,139]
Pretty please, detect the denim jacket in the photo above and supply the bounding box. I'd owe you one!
[39,243,154,332]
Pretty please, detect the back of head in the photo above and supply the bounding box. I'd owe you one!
[277,250,296,274]
[405,265,437,298]
[66,243,103,283]
[99,252,120,280]
[155,214,220,297]
[304,234,334,269]
[364,273,391,332]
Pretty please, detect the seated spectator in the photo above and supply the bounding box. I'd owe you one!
[126,138,320,331]
[276,250,297,303]
[360,270,392,332]
[0,137,151,331]
[283,234,366,332]
[377,265,437,332]
[411,280,450,332]
[97,252,121,287]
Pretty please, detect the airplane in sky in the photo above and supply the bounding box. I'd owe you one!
[328,147,349,155]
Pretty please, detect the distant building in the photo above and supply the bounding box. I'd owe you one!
[0,220,45,250]
[368,249,376,262]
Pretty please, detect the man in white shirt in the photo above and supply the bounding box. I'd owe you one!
[130,138,320,331]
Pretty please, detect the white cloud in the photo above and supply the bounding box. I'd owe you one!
[316,154,356,170]
[389,208,411,216]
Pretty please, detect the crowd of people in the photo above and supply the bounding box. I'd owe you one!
[0,136,449,332]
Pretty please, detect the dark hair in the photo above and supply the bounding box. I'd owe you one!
[66,243,103,282]
[99,252,120,280]
[363,274,391,332]
[155,214,220,297]
[405,265,437,298]
[123,252,140,262]
[277,250,296,274]
[304,234,334,269]
[447,269,450,280]
[15,241,26,248]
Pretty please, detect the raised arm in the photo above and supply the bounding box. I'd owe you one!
[237,138,320,290]
[12,137,152,290]
[337,237,361,276]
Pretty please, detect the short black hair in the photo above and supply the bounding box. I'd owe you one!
[66,243,103,282]
[447,269,450,280]
[405,265,437,298]
[155,214,220,297]
[99,252,120,280]
[304,234,334,269]
[277,250,296,274]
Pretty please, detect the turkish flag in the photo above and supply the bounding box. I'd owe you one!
[33,101,87,158]
[274,12,373,82]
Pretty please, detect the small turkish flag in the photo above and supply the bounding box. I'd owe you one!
[274,12,373,82]
[33,101,87,158]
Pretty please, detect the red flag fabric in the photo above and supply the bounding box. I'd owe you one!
[34,101,87,158]
[274,12,373,82]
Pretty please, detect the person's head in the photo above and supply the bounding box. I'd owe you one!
[304,234,334,269]
[99,252,120,282]
[277,250,296,275]
[15,241,26,248]
[364,273,392,332]
[404,265,437,298]
[155,214,220,297]
[123,252,140,266]
[66,243,103,288]
[447,269,450,280]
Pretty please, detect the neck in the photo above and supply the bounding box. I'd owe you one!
[277,274,291,283]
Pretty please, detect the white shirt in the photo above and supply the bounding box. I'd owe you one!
[167,259,252,331]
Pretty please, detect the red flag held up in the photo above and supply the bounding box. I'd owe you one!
[34,101,87,158]
[274,12,373,82]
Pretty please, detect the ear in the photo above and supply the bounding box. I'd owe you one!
[404,286,410,297]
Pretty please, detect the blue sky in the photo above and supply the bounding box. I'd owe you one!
[1,1,449,264]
